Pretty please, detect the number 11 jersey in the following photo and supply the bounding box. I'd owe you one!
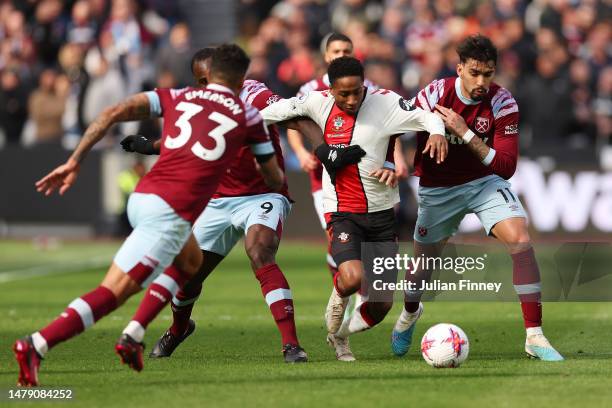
[135,83,273,223]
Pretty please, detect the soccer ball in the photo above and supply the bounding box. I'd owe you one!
[420,323,469,368]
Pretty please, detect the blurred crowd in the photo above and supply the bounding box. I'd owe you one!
[0,0,610,161]
[240,0,611,158]
[0,0,189,148]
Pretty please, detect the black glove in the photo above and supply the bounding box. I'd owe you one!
[314,143,366,184]
[120,135,158,155]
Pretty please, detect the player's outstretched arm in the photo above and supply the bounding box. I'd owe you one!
[388,95,447,163]
[36,93,152,196]
[71,93,152,164]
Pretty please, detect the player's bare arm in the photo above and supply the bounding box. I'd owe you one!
[256,155,285,191]
[393,139,409,178]
[434,104,490,162]
[286,128,317,171]
[73,93,152,164]
[36,93,151,196]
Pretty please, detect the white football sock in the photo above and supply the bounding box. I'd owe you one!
[394,305,421,332]
[526,326,543,337]
[123,321,145,343]
[31,332,48,357]
[336,307,371,339]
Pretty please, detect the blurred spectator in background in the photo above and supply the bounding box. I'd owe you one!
[82,31,126,129]
[66,0,98,50]
[31,0,67,68]
[155,23,193,87]
[26,68,69,145]
[0,0,607,164]
[0,68,29,144]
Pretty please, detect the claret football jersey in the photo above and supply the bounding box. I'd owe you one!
[412,77,520,187]
[135,83,273,223]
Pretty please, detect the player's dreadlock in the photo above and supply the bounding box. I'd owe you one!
[328,56,364,85]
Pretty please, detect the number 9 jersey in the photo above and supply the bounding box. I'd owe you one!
[135,83,273,223]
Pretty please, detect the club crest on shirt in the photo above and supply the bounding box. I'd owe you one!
[338,232,350,243]
[332,115,345,131]
[475,116,490,133]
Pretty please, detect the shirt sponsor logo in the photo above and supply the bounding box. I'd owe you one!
[505,124,518,134]
[475,116,490,133]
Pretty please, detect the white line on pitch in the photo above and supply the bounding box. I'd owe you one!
[0,256,110,284]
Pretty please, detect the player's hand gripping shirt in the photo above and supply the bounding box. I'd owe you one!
[261,88,445,214]
[136,84,273,223]
[412,77,520,187]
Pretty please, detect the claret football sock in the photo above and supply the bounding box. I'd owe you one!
[169,283,202,337]
[124,266,188,343]
[511,247,542,328]
[35,286,118,356]
[255,263,299,346]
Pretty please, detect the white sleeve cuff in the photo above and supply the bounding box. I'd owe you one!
[462,129,475,143]
[250,141,275,156]
[482,148,496,166]
[145,91,162,117]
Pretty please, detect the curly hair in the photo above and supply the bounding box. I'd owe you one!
[328,56,364,85]
[456,34,498,65]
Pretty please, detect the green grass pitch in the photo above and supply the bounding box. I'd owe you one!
[1,240,611,407]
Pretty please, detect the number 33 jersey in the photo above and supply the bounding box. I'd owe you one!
[135,83,273,223]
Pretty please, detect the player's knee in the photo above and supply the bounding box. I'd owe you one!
[174,250,203,277]
[337,269,361,295]
[503,228,531,252]
[247,243,276,270]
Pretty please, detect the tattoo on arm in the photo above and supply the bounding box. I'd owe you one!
[70,93,151,163]
[466,135,490,161]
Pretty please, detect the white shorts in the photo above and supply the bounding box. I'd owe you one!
[312,189,326,229]
[114,193,192,288]
[192,193,291,256]
[414,175,527,244]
